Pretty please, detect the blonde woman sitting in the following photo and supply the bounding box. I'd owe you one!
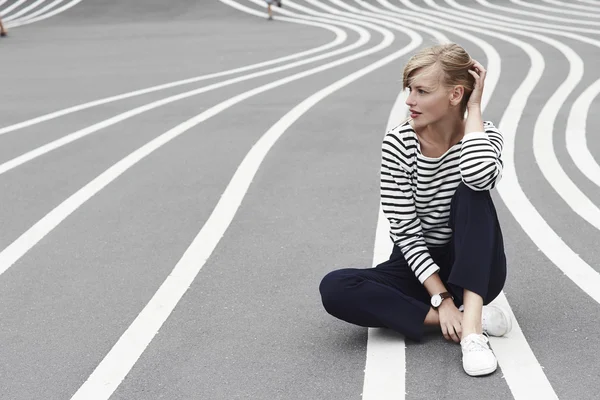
[320,43,512,377]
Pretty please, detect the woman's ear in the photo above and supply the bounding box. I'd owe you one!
[449,85,464,106]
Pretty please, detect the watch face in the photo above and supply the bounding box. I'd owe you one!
[431,295,441,307]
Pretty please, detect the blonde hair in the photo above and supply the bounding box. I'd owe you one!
[402,43,475,112]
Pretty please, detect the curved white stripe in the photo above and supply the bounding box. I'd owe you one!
[530,42,600,231]
[67,6,421,400]
[523,0,600,14]
[576,0,600,5]
[566,79,600,188]
[418,0,600,34]
[12,0,64,21]
[444,0,600,44]
[6,0,81,28]
[4,0,47,22]
[0,18,347,136]
[247,0,394,40]
[0,0,28,17]
[473,0,599,26]
[484,0,600,24]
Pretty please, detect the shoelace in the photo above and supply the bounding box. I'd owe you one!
[462,334,490,352]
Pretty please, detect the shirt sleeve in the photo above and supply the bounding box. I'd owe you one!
[380,133,440,284]
[459,121,504,191]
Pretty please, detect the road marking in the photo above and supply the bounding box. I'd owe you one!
[566,78,600,188]
[510,0,600,17]
[0,0,28,18]
[362,90,408,400]
[478,0,599,26]
[3,0,45,21]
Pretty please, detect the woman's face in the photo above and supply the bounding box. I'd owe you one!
[405,66,458,128]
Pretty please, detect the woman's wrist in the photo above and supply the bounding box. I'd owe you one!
[465,106,484,134]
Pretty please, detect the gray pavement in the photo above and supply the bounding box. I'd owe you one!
[0,0,599,399]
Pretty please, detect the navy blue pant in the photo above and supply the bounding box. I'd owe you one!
[319,183,507,341]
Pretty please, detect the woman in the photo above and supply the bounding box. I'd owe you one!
[319,43,512,377]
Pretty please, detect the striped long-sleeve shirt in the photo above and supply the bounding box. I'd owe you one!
[380,120,504,284]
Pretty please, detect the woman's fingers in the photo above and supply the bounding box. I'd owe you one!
[449,324,460,343]
[441,325,450,341]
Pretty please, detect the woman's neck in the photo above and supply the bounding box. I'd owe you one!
[419,113,465,148]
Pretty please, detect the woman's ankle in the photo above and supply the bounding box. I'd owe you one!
[461,324,483,338]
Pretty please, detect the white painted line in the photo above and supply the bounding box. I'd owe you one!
[246,0,395,41]
[471,0,599,28]
[10,0,66,23]
[0,0,28,18]
[4,0,46,22]
[575,0,600,6]
[444,0,600,44]
[0,0,403,277]
[480,0,600,25]
[432,0,600,34]
[532,40,600,230]
[566,78,600,188]
[488,293,557,399]
[512,0,600,16]
[0,14,368,176]
[544,0,600,10]
[6,0,80,28]
[0,14,346,136]
[362,90,408,400]
[69,21,422,400]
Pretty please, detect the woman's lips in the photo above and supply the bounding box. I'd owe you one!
[410,112,421,118]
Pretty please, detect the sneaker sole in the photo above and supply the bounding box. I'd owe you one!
[464,363,498,377]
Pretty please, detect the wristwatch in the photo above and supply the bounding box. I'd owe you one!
[431,292,453,308]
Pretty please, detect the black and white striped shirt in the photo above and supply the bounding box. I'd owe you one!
[380,120,504,284]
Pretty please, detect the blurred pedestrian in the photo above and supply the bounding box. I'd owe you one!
[264,0,282,21]
[0,16,7,37]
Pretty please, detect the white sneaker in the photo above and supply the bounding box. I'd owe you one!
[482,305,512,337]
[461,333,498,376]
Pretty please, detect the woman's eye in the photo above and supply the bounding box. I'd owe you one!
[418,89,426,94]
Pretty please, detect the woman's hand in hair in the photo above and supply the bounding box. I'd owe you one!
[438,300,463,343]
[466,60,486,111]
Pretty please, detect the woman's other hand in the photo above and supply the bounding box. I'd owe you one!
[466,60,486,111]
[438,300,463,343]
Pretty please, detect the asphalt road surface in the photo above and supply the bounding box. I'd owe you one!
[1,0,599,399]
